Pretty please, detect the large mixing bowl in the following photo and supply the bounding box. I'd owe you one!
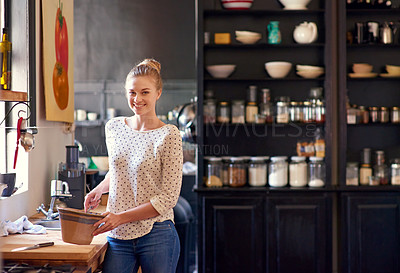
[265,61,292,78]
[278,0,312,10]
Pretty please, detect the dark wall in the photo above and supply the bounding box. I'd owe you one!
[74,0,196,81]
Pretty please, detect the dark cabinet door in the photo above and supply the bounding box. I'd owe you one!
[200,195,265,273]
[341,192,400,273]
[266,194,332,273]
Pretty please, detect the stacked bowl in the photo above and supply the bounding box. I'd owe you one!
[235,31,262,44]
[348,63,376,78]
[296,64,325,78]
[221,0,253,10]
[385,64,400,77]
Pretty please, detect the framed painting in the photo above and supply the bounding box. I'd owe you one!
[42,0,74,122]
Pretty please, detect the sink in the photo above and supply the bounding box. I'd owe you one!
[36,220,61,230]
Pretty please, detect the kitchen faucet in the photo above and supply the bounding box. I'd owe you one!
[37,196,60,220]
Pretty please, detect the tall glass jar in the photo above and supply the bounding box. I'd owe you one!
[228,157,246,187]
[268,156,288,187]
[391,107,400,123]
[221,156,231,186]
[391,158,400,185]
[259,88,273,123]
[231,100,245,124]
[205,157,223,187]
[246,102,258,123]
[380,107,389,123]
[303,101,313,123]
[308,157,325,187]
[203,99,216,124]
[289,156,307,187]
[248,157,268,187]
[247,85,258,103]
[315,100,325,123]
[346,162,359,186]
[217,101,230,123]
[373,150,389,185]
[289,102,302,123]
[276,98,290,124]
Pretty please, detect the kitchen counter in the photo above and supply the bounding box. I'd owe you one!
[0,206,108,273]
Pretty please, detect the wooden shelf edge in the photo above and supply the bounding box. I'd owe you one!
[0,90,28,102]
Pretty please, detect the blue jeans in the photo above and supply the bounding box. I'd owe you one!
[102,220,180,273]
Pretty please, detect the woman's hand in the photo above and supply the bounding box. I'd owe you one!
[84,190,102,212]
[92,211,123,236]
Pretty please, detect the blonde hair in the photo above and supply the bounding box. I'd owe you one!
[125,58,163,90]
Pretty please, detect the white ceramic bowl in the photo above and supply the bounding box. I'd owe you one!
[386,64,400,75]
[278,0,311,9]
[236,35,261,44]
[296,70,324,78]
[296,65,324,72]
[91,156,109,171]
[265,61,292,78]
[221,0,253,10]
[352,63,373,74]
[206,65,236,78]
[235,30,261,37]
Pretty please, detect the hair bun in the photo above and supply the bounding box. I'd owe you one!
[138,58,161,74]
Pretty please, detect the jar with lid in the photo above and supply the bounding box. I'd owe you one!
[231,100,245,124]
[217,101,230,123]
[204,99,216,124]
[247,85,258,103]
[221,156,231,186]
[391,107,400,123]
[289,156,307,187]
[346,162,359,186]
[228,157,246,187]
[248,156,268,186]
[373,150,389,185]
[205,157,223,187]
[268,156,288,187]
[276,97,290,124]
[358,106,369,124]
[289,102,302,123]
[246,102,258,123]
[380,107,389,123]
[308,157,325,187]
[359,148,372,185]
[391,158,400,185]
[303,101,314,123]
[369,107,379,123]
[315,100,325,123]
[259,88,273,123]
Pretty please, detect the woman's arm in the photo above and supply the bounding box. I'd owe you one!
[84,172,110,212]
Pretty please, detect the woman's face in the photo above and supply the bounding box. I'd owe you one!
[125,76,162,116]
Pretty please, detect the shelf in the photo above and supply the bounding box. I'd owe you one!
[338,185,400,192]
[347,43,400,48]
[204,9,325,16]
[75,120,104,127]
[0,90,28,102]
[346,8,400,14]
[347,76,400,80]
[205,77,325,81]
[205,43,324,49]
[195,185,337,192]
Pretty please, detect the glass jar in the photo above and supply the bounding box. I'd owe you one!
[391,107,400,123]
[246,102,258,123]
[228,157,246,187]
[289,102,302,123]
[259,88,273,123]
[276,101,290,124]
[221,156,231,186]
[369,107,379,123]
[359,106,369,124]
[308,157,325,187]
[315,100,325,123]
[380,107,389,123]
[217,101,230,123]
[289,156,307,187]
[346,162,359,186]
[268,156,288,187]
[231,100,245,124]
[248,156,268,186]
[205,157,223,187]
[203,99,216,124]
[373,150,389,185]
[303,101,314,123]
[391,158,400,185]
[359,148,372,185]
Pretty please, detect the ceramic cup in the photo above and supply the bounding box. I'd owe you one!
[87,112,98,121]
[76,109,87,121]
[106,108,117,119]
[51,180,70,197]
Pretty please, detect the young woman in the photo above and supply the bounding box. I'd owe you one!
[84,59,183,273]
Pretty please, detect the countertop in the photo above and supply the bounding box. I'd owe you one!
[0,206,108,273]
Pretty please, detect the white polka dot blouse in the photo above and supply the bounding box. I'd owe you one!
[104,117,183,240]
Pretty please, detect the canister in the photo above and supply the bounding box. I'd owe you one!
[391,158,400,185]
[231,100,245,124]
[248,156,268,186]
[308,157,325,187]
[391,107,400,123]
[268,156,288,187]
[228,157,246,187]
[289,156,307,187]
[205,157,223,187]
[217,101,230,123]
[204,99,216,124]
[346,162,359,186]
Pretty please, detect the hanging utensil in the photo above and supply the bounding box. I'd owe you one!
[13,117,23,169]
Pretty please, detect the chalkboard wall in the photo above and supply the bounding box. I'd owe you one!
[74,0,196,81]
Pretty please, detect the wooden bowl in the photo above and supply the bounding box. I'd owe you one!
[58,207,105,245]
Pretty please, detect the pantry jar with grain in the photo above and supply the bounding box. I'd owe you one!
[228,157,246,187]
[217,101,230,123]
[205,157,223,187]
[248,156,268,186]
[391,158,400,185]
[346,162,359,186]
[221,156,231,186]
[308,157,325,187]
[289,156,307,187]
[268,156,288,187]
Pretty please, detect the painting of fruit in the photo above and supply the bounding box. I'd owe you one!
[42,0,74,122]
